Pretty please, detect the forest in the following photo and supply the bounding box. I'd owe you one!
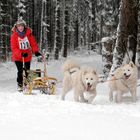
[0,0,140,77]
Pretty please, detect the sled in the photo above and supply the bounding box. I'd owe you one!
[22,52,57,95]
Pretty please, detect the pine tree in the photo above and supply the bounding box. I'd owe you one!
[91,0,97,43]
[17,0,26,19]
[46,0,52,52]
[40,0,48,51]
[34,0,42,43]
[26,0,35,32]
[49,0,56,53]
[62,3,70,57]
[0,0,11,61]
[54,0,61,60]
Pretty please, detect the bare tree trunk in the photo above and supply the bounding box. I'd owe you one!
[62,5,69,57]
[102,37,115,78]
[137,33,140,67]
[111,0,138,72]
[46,0,55,53]
[54,0,61,60]
[74,17,79,50]
[99,15,103,54]
[27,0,35,32]
[39,0,44,51]
[126,0,138,64]
[91,0,97,43]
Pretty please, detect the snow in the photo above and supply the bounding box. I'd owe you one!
[0,53,140,140]
[101,37,112,43]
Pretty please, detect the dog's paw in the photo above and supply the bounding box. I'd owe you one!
[61,95,65,100]
[109,96,113,102]
[132,97,136,102]
[80,99,88,103]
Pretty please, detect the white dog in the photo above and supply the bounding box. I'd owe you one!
[61,59,99,103]
[109,61,138,103]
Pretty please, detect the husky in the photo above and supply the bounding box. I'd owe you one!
[109,61,138,103]
[61,59,99,103]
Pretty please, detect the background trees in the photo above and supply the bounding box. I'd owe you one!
[0,0,140,77]
[111,0,139,73]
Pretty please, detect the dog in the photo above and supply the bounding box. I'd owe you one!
[109,61,138,103]
[61,59,99,103]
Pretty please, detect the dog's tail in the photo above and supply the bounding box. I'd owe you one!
[62,59,80,74]
[62,59,80,95]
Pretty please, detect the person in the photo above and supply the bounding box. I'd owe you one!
[10,18,41,91]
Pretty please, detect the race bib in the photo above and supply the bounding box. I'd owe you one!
[18,37,30,50]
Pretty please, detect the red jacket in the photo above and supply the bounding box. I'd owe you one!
[10,27,39,62]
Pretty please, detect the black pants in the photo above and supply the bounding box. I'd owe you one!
[15,61,30,87]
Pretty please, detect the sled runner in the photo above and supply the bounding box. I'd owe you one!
[22,52,57,95]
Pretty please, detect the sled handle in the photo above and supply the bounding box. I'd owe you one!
[22,57,25,91]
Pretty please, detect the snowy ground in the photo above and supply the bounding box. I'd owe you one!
[0,52,140,140]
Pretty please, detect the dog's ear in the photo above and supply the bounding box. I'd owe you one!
[92,70,97,75]
[129,61,134,68]
[121,63,125,67]
[83,71,87,75]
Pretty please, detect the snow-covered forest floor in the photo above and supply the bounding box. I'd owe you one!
[0,52,140,140]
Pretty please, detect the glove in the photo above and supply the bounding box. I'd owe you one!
[35,52,42,57]
[46,52,50,60]
[21,53,28,58]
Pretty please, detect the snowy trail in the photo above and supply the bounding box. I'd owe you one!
[1,89,140,140]
[0,54,140,140]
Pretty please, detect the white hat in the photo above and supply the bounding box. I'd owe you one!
[16,18,26,26]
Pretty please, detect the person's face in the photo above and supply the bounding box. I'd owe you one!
[17,25,24,32]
